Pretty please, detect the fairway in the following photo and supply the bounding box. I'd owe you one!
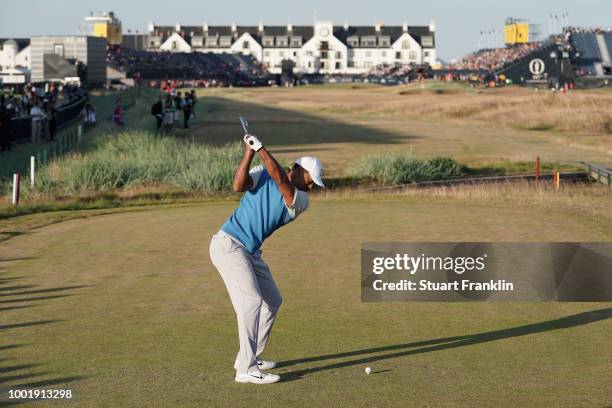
[189,84,612,178]
[1,198,611,407]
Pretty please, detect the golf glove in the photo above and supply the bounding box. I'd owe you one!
[244,134,263,152]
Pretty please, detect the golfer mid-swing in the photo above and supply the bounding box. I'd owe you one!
[210,133,324,384]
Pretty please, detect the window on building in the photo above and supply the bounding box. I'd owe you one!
[150,41,155,47]
[424,51,430,57]
[379,36,390,47]
[276,36,288,47]
[263,36,274,47]
[243,41,249,49]
[321,51,328,59]
[264,50,270,57]
[291,37,302,47]
[402,40,410,49]
[395,51,401,59]
[320,61,326,69]
[335,51,342,59]
[382,51,387,58]
[409,51,417,60]
[421,36,433,47]
[347,61,354,68]
[205,37,217,47]
[361,36,376,47]
[279,51,285,57]
[293,51,297,57]
[365,50,372,58]
[54,44,64,57]
[320,41,329,50]
[220,36,232,47]
[308,61,312,68]
[347,36,359,47]
[172,41,177,50]
[335,62,341,69]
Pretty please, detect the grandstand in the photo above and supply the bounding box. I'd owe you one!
[107,48,270,86]
[570,29,611,76]
[445,26,612,88]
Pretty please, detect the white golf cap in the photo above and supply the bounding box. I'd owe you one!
[295,156,325,188]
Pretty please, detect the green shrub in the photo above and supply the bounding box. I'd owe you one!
[33,131,246,194]
[352,154,467,185]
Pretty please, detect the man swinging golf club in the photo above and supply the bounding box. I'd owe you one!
[209,123,325,384]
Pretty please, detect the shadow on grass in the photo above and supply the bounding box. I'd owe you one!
[0,320,63,331]
[0,285,35,292]
[0,294,75,305]
[0,281,88,396]
[195,96,417,147]
[0,305,38,313]
[0,258,35,263]
[0,285,89,298]
[0,277,27,284]
[0,232,29,240]
[279,307,612,382]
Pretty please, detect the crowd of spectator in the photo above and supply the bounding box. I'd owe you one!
[107,47,270,86]
[0,83,82,151]
[151,89,197,135]
[446,42,542,71]
[365,63,424,82]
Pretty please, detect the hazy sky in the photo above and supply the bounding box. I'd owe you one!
[1,0,610,61]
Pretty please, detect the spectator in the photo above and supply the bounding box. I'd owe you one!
[162,95,175,136]
[174,92,182,124]
[83,103,97,128]
[113,98,124,127]
[190,90,197,118]
[182,94,192,129]
[30,100,44,144]
[151,95,164,131]
[0,105,12,152]
[47,104,57,141]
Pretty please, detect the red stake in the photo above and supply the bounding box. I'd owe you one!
[535,156,540,180]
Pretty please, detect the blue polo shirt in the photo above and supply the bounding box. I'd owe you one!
[221,166,309,254]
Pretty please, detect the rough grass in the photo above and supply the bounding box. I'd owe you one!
[190,83,612,179]
[30,132,244,194]
[284,83,612,136]
[351,154,467,185]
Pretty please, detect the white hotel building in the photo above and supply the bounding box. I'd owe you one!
[143,20,436,74]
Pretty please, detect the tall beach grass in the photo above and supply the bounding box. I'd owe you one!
[351,153,467,185]
[31,131,244,195]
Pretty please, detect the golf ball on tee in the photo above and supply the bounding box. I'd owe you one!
[365,367,371,375]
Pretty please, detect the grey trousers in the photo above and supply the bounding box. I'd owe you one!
[209,230,282,374]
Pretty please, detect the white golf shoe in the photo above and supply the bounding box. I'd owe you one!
[234,370,280,384]
[234,359,277,370]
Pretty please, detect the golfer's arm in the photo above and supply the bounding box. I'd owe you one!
[232,149,255,192]
[257,147,295,204]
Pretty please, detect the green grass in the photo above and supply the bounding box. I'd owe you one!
[351,154,467,185]
[31,133,244,194]
[0,199,610,407]
[0,82,610,407]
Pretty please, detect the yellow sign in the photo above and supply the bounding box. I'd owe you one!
[504,22,529,45]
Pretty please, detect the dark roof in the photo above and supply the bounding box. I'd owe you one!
[151,25,432,48]
[0,38,30,52]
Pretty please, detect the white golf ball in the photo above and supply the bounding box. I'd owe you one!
[365,367,371,375]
